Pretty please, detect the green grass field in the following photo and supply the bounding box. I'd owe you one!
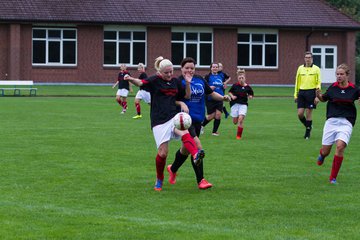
[1,86,360,239]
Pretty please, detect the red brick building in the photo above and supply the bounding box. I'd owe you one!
[0,0,359,84]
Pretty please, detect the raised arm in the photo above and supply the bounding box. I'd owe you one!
[124,74,143,87]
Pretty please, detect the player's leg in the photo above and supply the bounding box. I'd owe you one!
[329,140,346,184]
[154,142,169,191]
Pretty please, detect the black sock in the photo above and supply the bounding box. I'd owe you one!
[213,119,221,133]
[306,120,312,130]
[171,149,188,173]
[299,116,306,127]
[190,155,204,183]
[223,107,228,115]
[202,118,210,127]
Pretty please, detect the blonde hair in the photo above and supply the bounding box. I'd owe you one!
[154,56,173,71]
[138,63,145,69]
[237,68,246,76]
[337,63,350,76]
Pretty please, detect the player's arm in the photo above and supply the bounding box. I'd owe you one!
[175,101,189,113]
[294,67,301,100]
[209,92,230,102]
[183,73,192,100]
[124,75,143,87]
[112,81,118,88]
[316,89,327,102]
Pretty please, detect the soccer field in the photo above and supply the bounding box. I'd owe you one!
[1,87,360,239]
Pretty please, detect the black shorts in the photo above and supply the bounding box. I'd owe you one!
[297,89,317,109]
[206,100,223,115]
[188,121,202,138]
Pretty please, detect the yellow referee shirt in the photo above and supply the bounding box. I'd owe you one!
[294,64,321,98]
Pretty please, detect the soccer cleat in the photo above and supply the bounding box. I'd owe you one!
[154,178,163,191]
[200,126,204,135]
[304,128,311,139]
[212,132,219,136]
[198,178,213,189]
[236,136,241,140]
[317,155,325,166]
[121,109,126,114]
[224,112,229,119]
[132,114,142,119]
[193,149,205,166]
[167,165,177,184]
[330,178,337,184]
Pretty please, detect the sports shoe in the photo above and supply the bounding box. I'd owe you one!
[304,128,311,139]
[212,132,219,136]
[121,109,126,114]
[198,179,213,189]
[193,149,205,166]
[317,155,325,166]
[330,178,337,184]
[167,165,177,184]
[132,114,142,119]
[224,112,229,119]
[154,178,163,191]
[236,136,241,140]
[200,126,204,135]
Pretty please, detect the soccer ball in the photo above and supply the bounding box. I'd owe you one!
[173,112,192,130]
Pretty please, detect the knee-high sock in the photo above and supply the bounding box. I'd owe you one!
[202,118,210,127]
[116,98,122,106]
[181,133,198,158]
[330,155,344,180]
[191,155,204,183]
[213,119,221,133]
[299,116,306,127]
[122,101,127,110]
[237,126,244,138]
[135,102,141,115]
[171,149,188,173]
[305,120,312,129]
[155,154,166,180]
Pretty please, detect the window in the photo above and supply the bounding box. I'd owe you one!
[171,29,212,66]
[32,28,77,66]
[104,28,146,66]
[237,31,278,68]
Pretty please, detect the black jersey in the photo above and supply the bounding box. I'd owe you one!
[138,72,148,90]
[229,83,254,107]
[118,71,130,90]
[141,74,185,128]
[322,82,360,126]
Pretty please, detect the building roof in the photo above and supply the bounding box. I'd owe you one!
[1,0,360,29]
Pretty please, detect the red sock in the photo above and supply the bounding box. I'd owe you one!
[135,102,141,115]
[116,99,122,106]
[155,154,166,180]
[330,155,344,180]
[122,101,127,110]
[181,133,198,157]
[237,126,243,138]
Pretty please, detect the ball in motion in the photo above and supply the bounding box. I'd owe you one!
[173,112,192,130]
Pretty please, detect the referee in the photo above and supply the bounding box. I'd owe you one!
[294,51,321,139]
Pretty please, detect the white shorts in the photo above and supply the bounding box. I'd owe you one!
[152,117,180,149]
[116,89,129,97]
[322,118,353,146]
[230,104,248,118]
[135,90,151,104]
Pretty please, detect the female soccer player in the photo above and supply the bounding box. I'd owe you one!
[228,69,254,139]
[167,57,230,189]
[316,63,360,184]
[132,63,150,119]
[124,57,205,191]
[112,64,132,114]
[202,63,227,136]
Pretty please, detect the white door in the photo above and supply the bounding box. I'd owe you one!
[311,46,337,83]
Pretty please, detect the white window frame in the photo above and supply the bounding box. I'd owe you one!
[171,27,213,67]
[237,29,278,69]
[32,27,77,66]
[103,26,147,67]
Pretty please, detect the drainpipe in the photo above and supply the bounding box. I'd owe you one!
[305,29,314,51]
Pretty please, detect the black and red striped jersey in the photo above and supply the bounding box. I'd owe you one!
[141,74,185,128]
[229,83,254,107]
[322,82,360,126]
[117,71,130,90]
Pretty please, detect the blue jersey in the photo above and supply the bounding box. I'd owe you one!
[205,73,225,100]
[180,75,213,123]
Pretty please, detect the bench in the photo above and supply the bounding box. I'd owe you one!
[0,80,37,96]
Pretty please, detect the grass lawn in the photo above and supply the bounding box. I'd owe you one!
[1,86,359,239]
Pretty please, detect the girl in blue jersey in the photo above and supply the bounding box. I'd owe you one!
[167,57,230,189]
[124,57,205,191]
[228,69,254,139]
[202,63,227,136]
[316,64,360,184]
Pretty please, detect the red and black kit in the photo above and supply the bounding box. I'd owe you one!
[118,71,131,90]
[141,75,185,128]
[322,82,360,126]
[229,83,254,107]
